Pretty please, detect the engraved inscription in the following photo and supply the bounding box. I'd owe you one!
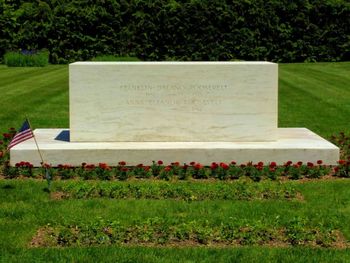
[119,84,229,91]
[126,99,222,106]
[120,84,227,108]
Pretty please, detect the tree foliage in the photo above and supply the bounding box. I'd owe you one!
[0,0,349,63]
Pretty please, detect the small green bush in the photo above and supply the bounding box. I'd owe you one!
[91,55,140,61]
[4,50,49,67]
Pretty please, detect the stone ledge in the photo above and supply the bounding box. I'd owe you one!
[10,128,339,166]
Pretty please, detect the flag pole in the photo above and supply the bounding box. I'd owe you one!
[25,117,45,166]
[25,117,52,191]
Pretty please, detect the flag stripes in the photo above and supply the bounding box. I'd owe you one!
[7,119,34,150]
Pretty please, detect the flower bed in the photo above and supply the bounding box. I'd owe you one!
[53,180,299,201]
[31,217,343,248]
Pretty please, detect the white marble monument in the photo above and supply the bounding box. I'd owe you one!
[10,62,339,166]
[70,62,277,142]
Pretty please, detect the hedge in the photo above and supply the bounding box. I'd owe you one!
[0,0,349,63]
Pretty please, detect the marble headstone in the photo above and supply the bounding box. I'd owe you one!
[69,62,278,142]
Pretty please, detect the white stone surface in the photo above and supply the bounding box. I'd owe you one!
[10,128,339,166]
[70,62,278,142]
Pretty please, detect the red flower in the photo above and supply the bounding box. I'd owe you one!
[257,161,264,167]
[164,166,172,172]
[172,162,180,166]
[338,160,346,165]
[307,162,314,167]
[85,164,95,170]
[240,164,246,168]
[269,162,277,168]
[211,162,218,170]
[297,161,303,166]
[190,161,196,166]
[334,167,339,173]
[42,163,51,169]
[99,163,110,170]
[121,167,129,172]
[81,162,86,167]
[157,160,163,165]
[194,163,203,170]
[118,161,126,166]
[63,164,72,169]
[143,166,151,171]
[183,164,189,170]
[230,161,237,165]
[3,133,11,139]
[219,162,229,170]
[99,162,106,168]
[0,140,3,145]
[284,161,292,167]
[317,160,323,165]
[0,151,3,158]
[136,163,143,168]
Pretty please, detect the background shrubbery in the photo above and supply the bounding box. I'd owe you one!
[0,0,349,64]
[4,50,49,67]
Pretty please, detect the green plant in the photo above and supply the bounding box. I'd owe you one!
[57,164,75,179]
[330,132,350,160]
[285,217,316,245]
[4,50,49,67]
[334,160,350,177]
[15,161,34,177]
[133,164,152,179]
[304,161,330,179]
[3,161,19,178]
[114,162,133,181]
[77,163,98,180]
[241,162,263,182]
[95,163,113,180]
[158,166,173,181]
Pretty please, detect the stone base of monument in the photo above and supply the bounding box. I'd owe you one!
[10,128,339,166]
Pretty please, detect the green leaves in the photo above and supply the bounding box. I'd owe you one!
[1,0,349,63]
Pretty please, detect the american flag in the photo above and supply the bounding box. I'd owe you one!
[7,119,34,150]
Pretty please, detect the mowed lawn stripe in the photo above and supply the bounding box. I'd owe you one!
[0,66,67,98]
[279,62,350,136]
[0,66,68,129]
[281,65,350,98]
[0,67,51,85]
[0,66,64,92]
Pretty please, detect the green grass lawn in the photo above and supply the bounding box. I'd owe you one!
[1,179,350,262]
[279,62,350,138]
[1,62,350,262]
